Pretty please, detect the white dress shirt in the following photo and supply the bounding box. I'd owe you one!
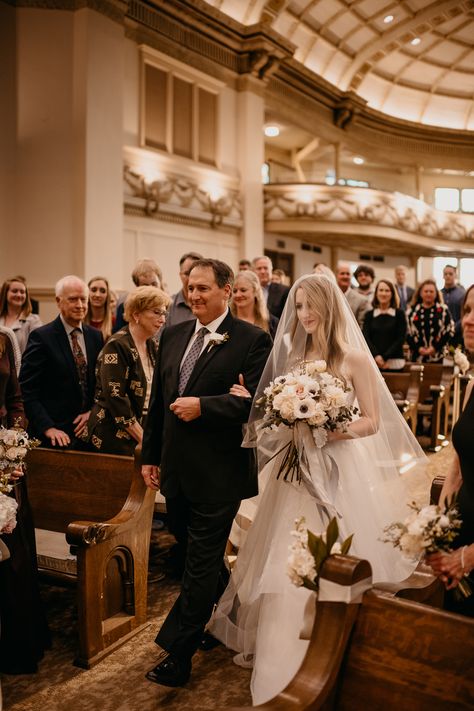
[179,308,229,369]
[60,315,88,363]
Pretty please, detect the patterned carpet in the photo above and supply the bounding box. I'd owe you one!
[1,445,454,711]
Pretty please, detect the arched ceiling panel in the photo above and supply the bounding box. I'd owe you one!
[201,0,474,130]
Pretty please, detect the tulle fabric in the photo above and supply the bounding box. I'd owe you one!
[209,274,430,705]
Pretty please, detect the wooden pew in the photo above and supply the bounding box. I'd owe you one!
[382,364,422,434]
[227,556,473,711]
[405,362,455,451]
[27,447,155,668]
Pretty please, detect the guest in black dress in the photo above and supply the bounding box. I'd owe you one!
[407,279,454,363]
[84,286,169,456]
[363,279,407,372]
[0,333,50,673]
[426,284,474,617]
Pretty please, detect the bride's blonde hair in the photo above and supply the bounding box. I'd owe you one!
[292,276,348,381]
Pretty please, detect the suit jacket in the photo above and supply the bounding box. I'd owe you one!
[345,289,370,328]
[19,316,103,439]
[266,282,290,319]
[142,311,272,504]
[395,284,414,311]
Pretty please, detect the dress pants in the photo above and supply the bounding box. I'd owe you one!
[156,493,239,660]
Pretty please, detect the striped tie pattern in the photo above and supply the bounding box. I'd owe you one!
[178,327,208,395]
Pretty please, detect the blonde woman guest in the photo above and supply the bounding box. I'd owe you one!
[84,276,114,342]
[0,277,42,354]
[231,270,278,340]
[84,286,170,456]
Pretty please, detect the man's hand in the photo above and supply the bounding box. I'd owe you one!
[44,427,71,447]
[9,467,24,482]
[374,355,385,369]
[73,411,90,437]
[142,464,160,491]
[170,397,201,422]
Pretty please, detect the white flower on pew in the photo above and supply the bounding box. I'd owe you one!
[287,516,353,592]
[454,348,470,375]
[382,498,472,598]
[0,493,17,534]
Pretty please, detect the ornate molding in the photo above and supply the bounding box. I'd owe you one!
[123,164,242,230]
[10,0,128,22]
[264,184,474,256]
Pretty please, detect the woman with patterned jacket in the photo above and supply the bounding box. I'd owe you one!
[84,286,169,456]
[407,279,455,363]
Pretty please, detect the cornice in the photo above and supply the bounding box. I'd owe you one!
[9,0,127,22]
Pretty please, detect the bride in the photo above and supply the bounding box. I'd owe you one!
[209,273,429,705]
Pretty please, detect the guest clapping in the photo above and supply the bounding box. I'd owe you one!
[84,286,169,455]
[231,270,278,340]
[84,276,114,341]
[407,279,454,363]
[363,280,407,371]
[426,284,474,617]
[0,277,42,354]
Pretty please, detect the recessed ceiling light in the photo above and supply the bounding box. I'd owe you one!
[264,125,280,137]
[383,15,394,23]
[411,37,421,46]
[353,156,364,165]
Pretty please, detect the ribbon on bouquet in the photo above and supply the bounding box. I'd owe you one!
[268,422,341,517]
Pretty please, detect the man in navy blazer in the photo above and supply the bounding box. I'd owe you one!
[20,275,103,448]
[253,256,290,318]
[141,259,272,687]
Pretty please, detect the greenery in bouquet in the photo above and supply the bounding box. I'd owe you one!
[0,425,40,494]
[288,516,353,592]
[382,498,471,598]
[257,360,358,482]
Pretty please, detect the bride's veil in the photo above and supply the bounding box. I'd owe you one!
[244,272,429,502]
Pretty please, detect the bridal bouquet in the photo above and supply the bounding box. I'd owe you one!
[0,425,40,494]
[257,360,358,482]
[288,516,353,592]
[382,499,471,597]
[0,493,17,534]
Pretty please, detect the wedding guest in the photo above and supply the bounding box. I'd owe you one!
[336,263,369,328]
[363,279,407,371]
[441,264,465,346]
[167,252,203,327]
[84,286,169,455]
[353,264,376,303]
[271,269,286,285]
[252,256,289,319]
[394,265,414,311]
[19,275,103,448]
[238,259,252,271]
[84,276,114,342]
[407,279,454,363]
[0,331,50,674]
[231,270,278,340]
[0,277,42,354]
[426,284,474,617]
[114,258,164,332]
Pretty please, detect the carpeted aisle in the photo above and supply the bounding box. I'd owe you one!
[1,445,453,710]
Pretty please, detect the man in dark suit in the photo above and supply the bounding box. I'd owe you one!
[394,265,414,311]
[252,255,290,318]
[141,258,272,687]
[20,275,103,448]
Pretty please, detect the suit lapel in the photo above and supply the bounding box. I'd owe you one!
[182,312,234,395]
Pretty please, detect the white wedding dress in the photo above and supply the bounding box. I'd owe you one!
[209,374,423,705]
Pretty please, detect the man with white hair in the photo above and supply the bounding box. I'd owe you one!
[20,275,103,448]
[252,255,289,318]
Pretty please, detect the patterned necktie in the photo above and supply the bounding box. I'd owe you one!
[178,327,208,396]
[70,328,88,408]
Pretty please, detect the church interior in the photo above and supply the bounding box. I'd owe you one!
[1,0,474,709]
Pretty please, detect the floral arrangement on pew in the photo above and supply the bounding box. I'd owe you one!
[257,360,358,482]
[0,425,40,534]
[288,516,353,592]
[382,499,471,598]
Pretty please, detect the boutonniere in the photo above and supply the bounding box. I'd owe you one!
[207,332,229,352]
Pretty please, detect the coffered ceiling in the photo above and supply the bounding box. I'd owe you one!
[203,0,474,130]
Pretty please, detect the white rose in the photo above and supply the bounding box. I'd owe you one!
[6,447,21,461]
[2,431,18,446]
[306,360,326,375]
[307,404,328,427]
[399,532,423,558]
[437,515,450,529]
[280,401,296,422]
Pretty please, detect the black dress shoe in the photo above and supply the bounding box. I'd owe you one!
[199,631,222,651]
[145,652,191,688]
